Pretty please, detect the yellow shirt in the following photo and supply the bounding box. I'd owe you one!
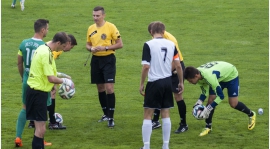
[86,21,121,56]
[52,50,63,59]
[163,31,184,61]
[27,44,57,92]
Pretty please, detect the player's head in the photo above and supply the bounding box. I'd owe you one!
[52,32,69,51]
[93,6,105,25]
[184,66,201,84]
[63,34,77,52]
[34,19,49,37]
[150,21,165,35]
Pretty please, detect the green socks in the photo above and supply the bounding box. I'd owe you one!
[16,109,26,138]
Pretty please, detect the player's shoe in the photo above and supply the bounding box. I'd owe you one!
[152,121,161,129]
[44,141,52,146]
[48,122,66,130]
[15,137,23,147]
[174,124,188,134]
[28,121,35,128]
[98,115,108,122]
[20,0,25,11]
[108,118,114,128]
[248,111,256,130]
[11,4,15,8]
[199,128,212,136]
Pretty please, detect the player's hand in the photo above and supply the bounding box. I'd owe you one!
[90,47,97,53]
[57,72,71,79]
[193,99,203,108]
[199,105,213,119]
[95,46,105,52]
[177,83,184,94]
[139,85,145,96]
[61,78,73,87]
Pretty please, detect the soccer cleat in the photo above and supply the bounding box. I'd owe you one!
[108,118,115,128]
[174,124,188,134]
[199,128,212,136]
[15,137,23,147]
[248,111,256,130]
[152,121,161,129]
[44,141,52,146]
[11,4,15,8]
[20,0,25,11]
[28,121,35,128]
[48,122,66,130]
[98,115,108,122]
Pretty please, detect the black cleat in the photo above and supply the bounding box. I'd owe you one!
[28,121,35,128]
[152,121,161,130]
[98,115,108,122]
[48,122,66,130]
[174,124,188,134]
[108,118,114,128]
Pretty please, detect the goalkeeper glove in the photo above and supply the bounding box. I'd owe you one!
[199,105,213,119]
[193,99,203,108]
[57,72,71,79]
[61,78,73,87]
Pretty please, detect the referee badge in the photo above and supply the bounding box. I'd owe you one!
[101,34,107,40]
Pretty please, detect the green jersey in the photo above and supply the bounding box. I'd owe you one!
[197,61,238,105]
[18,38,45,81]
[27,44,57,92]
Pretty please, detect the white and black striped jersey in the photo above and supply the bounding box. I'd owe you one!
[141,37,179,82]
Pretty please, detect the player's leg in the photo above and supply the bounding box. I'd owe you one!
[226,77,256,130]
[199,94,216,136]
[152,109,161,129]
[20,0,24,11]
[91,55,109,122]
[11,0,16,8]
[14,82,28,147]
[160,78,173,149]
[142,108,155,149]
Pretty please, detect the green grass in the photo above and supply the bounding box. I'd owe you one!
[1,0,269,148]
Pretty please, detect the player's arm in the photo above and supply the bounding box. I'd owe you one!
[47,76,73,86]
[17,51,23,80]
[57,72,71,79]
[86,42,93,52]
[173,47,184,94]
[139,43,151,96]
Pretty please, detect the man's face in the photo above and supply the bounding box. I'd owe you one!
[92,10,105,24]
[42,23,49,38]
[63,41,74,52]
[56,42,67,52]
[187,74,200,85]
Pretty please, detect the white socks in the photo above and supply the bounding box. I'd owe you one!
[142,119,152,149]
[162,118,171,149]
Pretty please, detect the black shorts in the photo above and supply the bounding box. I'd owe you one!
[90,54,116,84]
[26,85,48,121]
[144,77,174,109]
[171,61,185,93]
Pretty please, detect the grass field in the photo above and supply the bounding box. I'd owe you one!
[1,0,269,149]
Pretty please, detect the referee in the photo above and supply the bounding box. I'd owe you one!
[86,6,123,128]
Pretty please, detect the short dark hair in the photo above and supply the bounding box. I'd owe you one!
[148,21,156,34]
[93,6,105,14]
[68,34,77,45]
[184,66,200,79]
[52,32,69,44]
[151,21,165,34]
[34,19,49,33]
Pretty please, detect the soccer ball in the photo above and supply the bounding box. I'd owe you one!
[192,105,205,120]
[58,82,75,99]
[54,113,63,123]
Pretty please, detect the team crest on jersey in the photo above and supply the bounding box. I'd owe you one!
[101,34,107,40]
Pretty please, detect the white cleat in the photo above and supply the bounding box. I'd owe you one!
[11,4,15,8]
[20,0,25,11]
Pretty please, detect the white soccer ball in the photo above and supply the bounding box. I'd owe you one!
[58,82,75,99]
[54,113,63,123]
[192,105,206,120]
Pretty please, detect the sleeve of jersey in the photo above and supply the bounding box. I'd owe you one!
[86,26,91,43]
[173,46,179,60]
[111,24,121,40]
[18,50,22,56]
[208,75,225,108]
[141,43,151,65]
[198,84,209,101]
